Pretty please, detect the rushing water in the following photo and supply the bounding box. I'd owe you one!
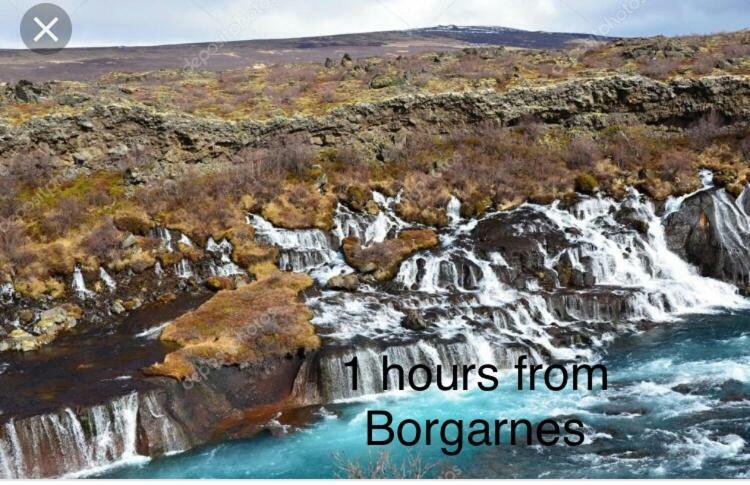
[101,310,750,479]
[4,180,750,478]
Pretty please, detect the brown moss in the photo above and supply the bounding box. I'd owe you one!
[145,272,319,380]
[223,225,279,271]
[343,229,439,281]
[574,173,599,195]
[113,210,153,236]
[262,187,336,230]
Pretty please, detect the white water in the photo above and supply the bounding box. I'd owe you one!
[99,268,117,292]
[0,283,14,305]
[72,267,94,299]
[153,228,174,253]
[7,179,750,478]
[295,189,749,400]
[174,259,194,279]
[0,392,189,479]
[205,237,244,277]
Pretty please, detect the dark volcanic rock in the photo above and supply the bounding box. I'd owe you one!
[401,309,429,331]
[474,208,568,287]
[664,188,750,288]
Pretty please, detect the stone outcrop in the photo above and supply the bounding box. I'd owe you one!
[664,186,750,291]
[0,304,81,352]
[2,76,749,179]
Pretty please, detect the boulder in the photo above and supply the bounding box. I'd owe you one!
[205,276,237,292]
[664,188,750,286]
[400,310,429,331]
[326,273,360,291]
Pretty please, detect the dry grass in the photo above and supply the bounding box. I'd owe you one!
[145,272,319,380]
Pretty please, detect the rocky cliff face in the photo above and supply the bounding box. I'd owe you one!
[665,185,750,292]
[2,75,749,180]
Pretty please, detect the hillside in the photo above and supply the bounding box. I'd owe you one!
[0,25,611,82]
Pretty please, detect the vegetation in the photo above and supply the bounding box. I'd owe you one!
[145,272,318,380]
[0,31,749,303]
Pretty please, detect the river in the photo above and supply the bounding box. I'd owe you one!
[102,309,750,479]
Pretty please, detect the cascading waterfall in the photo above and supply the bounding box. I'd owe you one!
[0,392,189,479]
[0,283,14,305]
[8,179,750,478]
[287,188,750,401]
[205,238,244,277]
[174,259,194,279]
[99,268,117,292]
[72,267,94,299]
[152,228,174,253]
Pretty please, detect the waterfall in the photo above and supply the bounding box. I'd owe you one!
[153,228,174,252]
[174,259,194,279]
[0,392,189,479]
[247,213,347,282]
[299,187,749,401]
[205,237,244,277]
[447,196,461,225]
[178,234,193,247]
[72,267,94,299]
[331,192,408,246]
[99,268,117,292]
[0,283,14,305]
[154,261,164,279]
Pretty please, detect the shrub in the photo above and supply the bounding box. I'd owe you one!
[638,57,682,79]
[574,173,599,194]
[688,111,723,149]
[82,217,123,261]
[40,197,86,238]
[564,135,601,170]
[0,218,29,265]
[658,149,693,182]
[693,53,719,75]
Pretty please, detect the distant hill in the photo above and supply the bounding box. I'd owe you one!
[0,25,612,82]
[412,25,610,49]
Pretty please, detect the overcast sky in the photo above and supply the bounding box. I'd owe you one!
[0,0,748,48]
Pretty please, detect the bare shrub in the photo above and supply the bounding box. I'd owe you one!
[268,139,314,177]
[693,53,720,75]
[7,150,56,188]
[722,41,750,60]
[606,131,642,171]
[82,217,122,260]
[658,148,694,182]
[638,57,682,79]
[0,218,29,264]
[688,111,723,149]
[564,135,601,170]
[40,197,87,237]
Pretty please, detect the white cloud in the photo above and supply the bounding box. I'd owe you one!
[0,0,747,48]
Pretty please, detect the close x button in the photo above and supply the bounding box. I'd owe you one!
[20,2,72,54]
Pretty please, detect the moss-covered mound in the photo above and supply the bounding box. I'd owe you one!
[342,229,439,281]
[145,272,319,380]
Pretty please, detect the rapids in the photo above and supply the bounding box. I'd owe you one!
[3,179,750,478]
